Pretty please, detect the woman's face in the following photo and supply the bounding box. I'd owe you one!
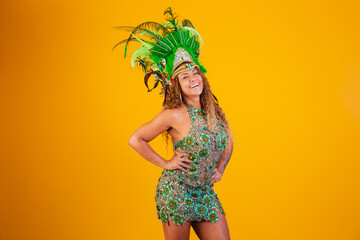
[177,67,203,98]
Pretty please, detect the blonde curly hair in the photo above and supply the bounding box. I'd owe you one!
[161,63,235,152]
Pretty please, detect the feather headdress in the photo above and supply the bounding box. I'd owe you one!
[112,7,207,105]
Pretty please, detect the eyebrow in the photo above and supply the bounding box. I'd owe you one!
[180,69,198,77]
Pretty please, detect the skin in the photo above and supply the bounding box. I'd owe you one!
[128,66,232,240]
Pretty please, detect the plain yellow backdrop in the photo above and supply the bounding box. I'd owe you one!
[1,0,359,239]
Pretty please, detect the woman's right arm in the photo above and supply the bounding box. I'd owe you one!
[128,108,191,171]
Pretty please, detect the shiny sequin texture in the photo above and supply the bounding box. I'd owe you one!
[173,48,195,69]
[155,103,229,226]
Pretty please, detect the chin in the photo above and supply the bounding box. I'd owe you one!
[193,91,203,97]
[184,87,203,97]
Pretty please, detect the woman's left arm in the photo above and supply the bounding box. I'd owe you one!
[210,137,233,184]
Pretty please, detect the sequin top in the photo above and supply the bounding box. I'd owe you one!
[155,103,229,226]
[171,103,228,188]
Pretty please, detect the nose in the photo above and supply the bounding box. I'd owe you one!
[189,74,198,82]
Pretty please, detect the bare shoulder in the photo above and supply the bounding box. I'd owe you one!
[158,104,187,129]
[128,104,185,143]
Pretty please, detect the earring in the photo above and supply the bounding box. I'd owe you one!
[180,92,183,102]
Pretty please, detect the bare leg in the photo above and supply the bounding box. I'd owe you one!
[191,207,230,240]
[162,219,192,240]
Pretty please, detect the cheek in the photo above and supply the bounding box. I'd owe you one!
[198,77,204,86]
[180,80,189,89]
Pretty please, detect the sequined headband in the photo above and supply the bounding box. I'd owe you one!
[171,61,199,83]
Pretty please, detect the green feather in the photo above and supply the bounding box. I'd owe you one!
[153,65,160,72]
[130,33,154,49]
[181,19,194,28]
[112,38,136,51]
[124,42,128,58]
[183,26,203,48]
[161,21,182,30]
[139,29,162,41]
[131,46,150,68]
[163,7,179,31]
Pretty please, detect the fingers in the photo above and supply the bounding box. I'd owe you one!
[178,165,187,172]
[174,148,190,155]
[175,149,190,155]
[179,161,191,167]
[211,168,217,178]
[184,159,193,164]
[177,160,191,173]
[173,149,194,172]
[175,149,186,153]
[210,169,222,184]
[210,174,215,182]
[210,177,216,184]
[210,176,219,184]
[179,163,191,172]
[180,153,190,158]
[174,150,191,162]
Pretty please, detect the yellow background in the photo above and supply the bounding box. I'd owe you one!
[1,0,359,239]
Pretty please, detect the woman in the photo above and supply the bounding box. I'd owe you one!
[114,7,234,239]
[129,62,234,239]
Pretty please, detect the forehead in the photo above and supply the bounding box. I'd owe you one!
[179,68,198,77]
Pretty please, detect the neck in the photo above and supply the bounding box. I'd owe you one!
[184,97,201,110]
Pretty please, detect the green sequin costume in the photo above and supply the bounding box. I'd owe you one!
[155,103,229,226]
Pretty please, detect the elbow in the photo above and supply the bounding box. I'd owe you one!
[128,133,148,148]
[128,134,138,148]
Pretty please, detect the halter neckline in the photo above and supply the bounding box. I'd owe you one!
[184,103,202,111]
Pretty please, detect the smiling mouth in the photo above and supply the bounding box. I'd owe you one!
[190,83,200,89]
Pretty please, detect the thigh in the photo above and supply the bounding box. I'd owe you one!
[162,219,192,240]
[191,209,230,240]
